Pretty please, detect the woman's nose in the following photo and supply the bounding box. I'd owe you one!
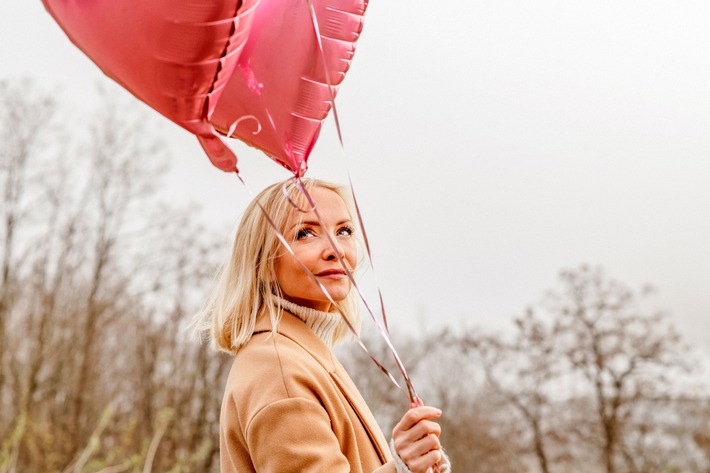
[324,240,345,261]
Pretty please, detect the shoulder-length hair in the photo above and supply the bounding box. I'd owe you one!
[194,178,361,354]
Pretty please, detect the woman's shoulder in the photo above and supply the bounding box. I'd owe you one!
[224,330,333,409]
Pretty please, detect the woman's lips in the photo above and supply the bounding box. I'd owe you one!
[315,269,348,280]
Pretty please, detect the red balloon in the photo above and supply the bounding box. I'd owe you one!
[42,0,259,171]
[210,0,368,176]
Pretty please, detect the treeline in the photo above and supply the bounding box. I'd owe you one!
[0,80,231,473]
[343,269,710,473]
[1,80,709,472]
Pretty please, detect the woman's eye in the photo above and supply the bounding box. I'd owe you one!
[337,226,354,237]
[296,228,315,240]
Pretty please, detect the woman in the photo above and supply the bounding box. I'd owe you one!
[196,178,450,472]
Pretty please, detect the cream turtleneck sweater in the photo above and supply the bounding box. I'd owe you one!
[273,295,342,347]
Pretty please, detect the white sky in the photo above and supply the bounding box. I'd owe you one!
[2,1,709,357]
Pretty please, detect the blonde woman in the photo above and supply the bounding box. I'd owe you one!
[196,178,450,473]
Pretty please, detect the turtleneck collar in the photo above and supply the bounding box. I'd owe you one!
[273,295,342,347]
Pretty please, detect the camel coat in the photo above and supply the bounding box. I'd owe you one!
[220,311,396,473]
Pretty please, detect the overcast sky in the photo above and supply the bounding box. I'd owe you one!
[2,1,709,357]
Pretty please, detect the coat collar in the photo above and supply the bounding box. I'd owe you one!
[253,310,337,371]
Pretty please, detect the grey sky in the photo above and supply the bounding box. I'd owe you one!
[2,1,709,352]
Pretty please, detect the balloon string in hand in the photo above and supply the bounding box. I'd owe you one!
[410,398,440,473]
[392,397,443,473]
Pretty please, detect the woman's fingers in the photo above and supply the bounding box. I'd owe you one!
[393,406,441,434]
[407,449,442,473]
[392,406,444,473]
[394,419,441,452]
[410,420,441,440]
[399,432,440,458]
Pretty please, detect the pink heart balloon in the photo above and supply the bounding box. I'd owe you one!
[209,0,368,176]
[42,0,260,171]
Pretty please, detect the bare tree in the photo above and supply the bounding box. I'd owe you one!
[0,79,59,414]
[463,311,564,473]
[59,89,164,455]
[130,207,229,471]
[422,328,523,472]
[544,265,691,473]
[691,399,710,472]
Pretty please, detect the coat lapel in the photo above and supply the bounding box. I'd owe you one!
[328,367,391,464]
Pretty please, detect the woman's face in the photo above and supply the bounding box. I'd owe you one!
[275,187,357,312]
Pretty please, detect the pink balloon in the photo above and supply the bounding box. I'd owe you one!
[209,0,368,176]
[43,0,368,176]
[42,0,260,171]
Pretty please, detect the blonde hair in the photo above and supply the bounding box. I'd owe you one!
[195,178,361,354]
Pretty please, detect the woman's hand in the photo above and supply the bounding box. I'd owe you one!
[391,404,443,473]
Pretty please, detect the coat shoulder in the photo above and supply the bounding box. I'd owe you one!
[223,331,334,416]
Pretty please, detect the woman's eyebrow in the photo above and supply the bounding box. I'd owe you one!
[288,219,353,231]
[289,220,320,231]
